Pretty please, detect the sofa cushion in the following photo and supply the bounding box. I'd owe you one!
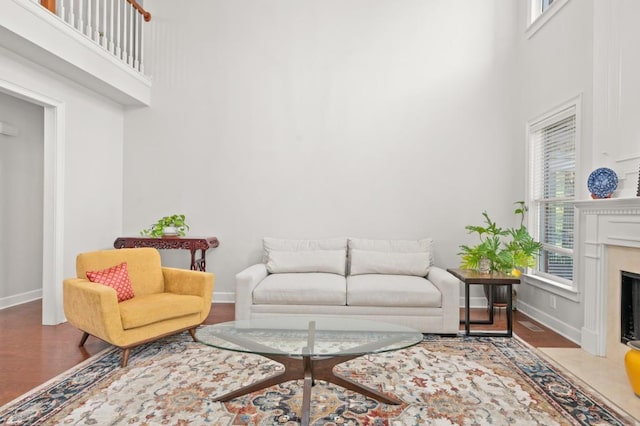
[348,238,432,276]
[253,273,347,305]
[263,237,347,275]
[266,250,346,275]
[118,293,203,329]
[346,274,441,307]
[349,249,430,276]
[86,262,135,303]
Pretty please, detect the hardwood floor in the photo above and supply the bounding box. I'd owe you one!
[0,300,576,407]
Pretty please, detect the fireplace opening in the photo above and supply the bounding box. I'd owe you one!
[621,270,640,344]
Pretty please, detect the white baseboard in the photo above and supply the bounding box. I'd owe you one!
[0,289,42,311]
[517,300,582,344]
[213,292,235,303]
[459,296,489,309]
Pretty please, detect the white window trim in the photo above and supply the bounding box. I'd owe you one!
[526,0,571,39]
[525,94,582,295]
[522,273,580,302]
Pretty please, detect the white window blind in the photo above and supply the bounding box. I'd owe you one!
[529,105,576,282]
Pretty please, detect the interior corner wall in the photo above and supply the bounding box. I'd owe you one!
[518,0,640,342]
[0,91,44,307]
[123,0,523,300]
[517,0,594,339]
[0,46,125,319]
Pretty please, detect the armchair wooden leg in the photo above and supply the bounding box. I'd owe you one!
[79,332,90,347]
[188,328,197,342]
[121,348,131,367]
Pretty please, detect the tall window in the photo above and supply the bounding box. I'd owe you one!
[527,0,569,38]
[542,0,555,13]
[528,101,577,285]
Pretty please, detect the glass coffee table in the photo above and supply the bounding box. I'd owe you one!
[197,317,423,426]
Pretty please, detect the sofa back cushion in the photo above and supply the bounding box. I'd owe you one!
[263,237,347,275]
[348,238,432,276]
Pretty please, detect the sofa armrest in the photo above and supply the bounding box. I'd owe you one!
[235,263,268,320]
[427,266,461,332]
[163,267,214,321]
[63,278,125,343]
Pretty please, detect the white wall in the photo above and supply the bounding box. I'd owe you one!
[593,0,640,197]
[124,1,523,301]
[517,0,594,341]
[0,46,125,320]
[518,0,640,343]
[0,91,44,307]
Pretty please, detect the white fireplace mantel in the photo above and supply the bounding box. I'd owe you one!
[575,197,640,356]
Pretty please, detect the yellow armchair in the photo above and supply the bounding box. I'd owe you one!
[63,247,214,367]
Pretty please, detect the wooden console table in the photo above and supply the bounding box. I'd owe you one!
[113,236,220,271]
[447,268,520,337]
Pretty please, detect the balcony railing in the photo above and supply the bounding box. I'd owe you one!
[36,0,151,74]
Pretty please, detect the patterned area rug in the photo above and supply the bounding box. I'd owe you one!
[0,331,635,425]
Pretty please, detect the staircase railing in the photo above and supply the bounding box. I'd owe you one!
[36,0,151,74]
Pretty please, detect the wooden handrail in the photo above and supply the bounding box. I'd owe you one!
[125,0,152,22]
[40,0,56,14]
[40,0,151,22]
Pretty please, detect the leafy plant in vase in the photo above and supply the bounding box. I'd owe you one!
[458,201,542,306]
[141,214,189,238]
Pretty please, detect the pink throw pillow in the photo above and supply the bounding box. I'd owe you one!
[86,262,135,302]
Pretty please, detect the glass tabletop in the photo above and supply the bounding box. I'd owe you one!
[197,317,423,357]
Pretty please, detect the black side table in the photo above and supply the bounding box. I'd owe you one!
[447,268,520,337]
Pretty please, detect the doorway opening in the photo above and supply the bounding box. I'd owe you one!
[0,79,65,325]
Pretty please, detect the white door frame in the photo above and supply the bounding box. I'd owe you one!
[0,79,65,325]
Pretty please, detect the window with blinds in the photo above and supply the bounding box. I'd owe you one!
[528,104,576,283]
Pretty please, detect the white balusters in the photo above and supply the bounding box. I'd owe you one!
[68,0,76,29]
[40,0,147,74]
[101,0,107,48]
[121,0,127,62]
[128,3,133,66]
[77,0,83,33]
[93,0,100,43]
[108,0,115,52]
[115,0,122,59]
[137,11,143,72]
[85,0,92,38]
[59,0,67,23]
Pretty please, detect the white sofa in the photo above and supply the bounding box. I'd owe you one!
[235,237,460,334]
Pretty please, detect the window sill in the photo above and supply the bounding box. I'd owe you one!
[526,0,571,39]
[522,273,580,302]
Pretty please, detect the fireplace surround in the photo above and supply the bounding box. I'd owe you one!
[575,198,640,361]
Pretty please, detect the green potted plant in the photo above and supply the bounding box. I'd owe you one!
[458,201,542,308]
[458,201,541,276]
[141,214,189,238]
